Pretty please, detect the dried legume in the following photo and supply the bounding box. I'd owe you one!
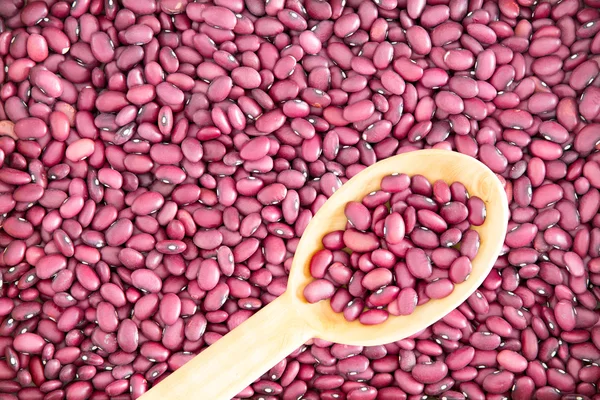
[1,0,600,398]
[304,174,485,324]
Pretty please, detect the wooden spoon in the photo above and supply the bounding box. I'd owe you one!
[141,149,509,400]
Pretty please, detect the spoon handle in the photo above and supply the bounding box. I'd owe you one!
[141,293,314,400]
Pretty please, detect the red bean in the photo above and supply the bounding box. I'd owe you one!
[303,279,336,304]
[412,361,448,384]
[131,269,162,293]
[13,333,45,354]
[448,256,471,284]
[359,309,389,325]
[482,370,515,394]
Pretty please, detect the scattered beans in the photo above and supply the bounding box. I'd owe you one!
[0,0,600,398]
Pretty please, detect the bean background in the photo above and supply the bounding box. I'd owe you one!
[1,0,600,399]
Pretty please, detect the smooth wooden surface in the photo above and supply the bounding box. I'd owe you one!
[141,149,509,400]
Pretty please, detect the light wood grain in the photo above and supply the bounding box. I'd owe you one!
[141,149,509,400]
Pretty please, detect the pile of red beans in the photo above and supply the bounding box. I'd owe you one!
[0,0,600,398]
[304,174,486,325]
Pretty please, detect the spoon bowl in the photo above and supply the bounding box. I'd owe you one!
[142,149,509,400]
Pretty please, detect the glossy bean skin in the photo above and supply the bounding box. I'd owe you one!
[307,174,484,322]
[0,0,600,398]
